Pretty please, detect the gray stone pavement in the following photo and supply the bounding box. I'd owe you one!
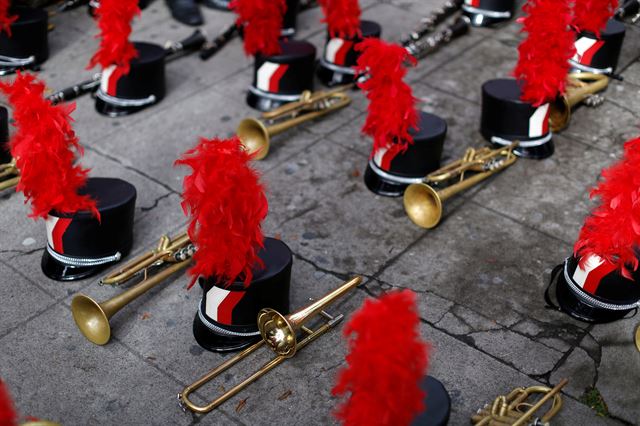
[0,0,639,425]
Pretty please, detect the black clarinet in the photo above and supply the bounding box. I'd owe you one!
[400,0,464,46]
[405,15,470,60]
[165,29,208,62]
[47,74,101,105]
[57,0,90,12]
[615,0,640,22]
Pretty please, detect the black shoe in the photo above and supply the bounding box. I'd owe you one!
[199,0,231,10]
[167,0,204,26]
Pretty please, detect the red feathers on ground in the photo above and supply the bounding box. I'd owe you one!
[318,0,361,39]
[575,137,640,279]
[354,38,418,158]
[0,0,17,36]
[332,290,429,426]
[87,0,139,73]
[0,73,98,219]
[175,137,268,288]
[573,0,617,35]
[0,380,18,426]
[513,0,575,106]
[231,0,286,56]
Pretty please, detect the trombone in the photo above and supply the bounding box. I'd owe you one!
[403,142,518,229]
[178,276,363,414]
[71,232,194,345]
[0,158,19,192]
[549,73,609,132]
[471,379,568,425]
[237,84,353,160]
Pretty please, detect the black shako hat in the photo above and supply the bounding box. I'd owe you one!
[42,177,137,281]
[461,0,514,27]
[481,78,553,160]
[549,255,640,323]
[192,237,293,352]
[316,20,382,87]
[364,111,447,197]
[410,376,451,426]
[95,41,166,117]
[210,0,299,37]
[0,6,48,75]
[569,19,625,76]
[247,39,316,112]
[0,106,9,164]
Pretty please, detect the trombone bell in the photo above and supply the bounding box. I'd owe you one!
[237,117,270,160]
[403,184,443,229]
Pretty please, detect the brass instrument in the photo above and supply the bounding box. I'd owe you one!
[549,73,609,132]
[71,232,194,345]
[400,0,464,45]
[237,84,352,160]
[178,276,362,414]
[635,324,640,352]
[471,379,568,426]
[0,158,19,192]
[404,142,518,229]
[404,15,470,59]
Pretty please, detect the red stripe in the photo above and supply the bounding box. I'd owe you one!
[52,218,72,253]
[542,106,550,134]
[582,261,616,295]
[217,291,245,324]
[580,40,604,65]
[333,41,353,66]
[268,65,289,92]
[380,145,403,170]
[107,67,124,96]
[470,0,480,6]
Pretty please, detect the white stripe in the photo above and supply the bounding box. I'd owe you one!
[572,254,604,288]
[256,62,280,92]
[100,65,116,94]
[528,104,549,138]
[572,37,598,63]
[325,38,345,63]
[373,147,387,168]
[205,287,232,321]
[45,216,59,249]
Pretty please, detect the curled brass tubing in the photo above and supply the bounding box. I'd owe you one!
[237,84,353,160]
[403,142,518,229]
[550,73,610,133]
[178,276,362,414]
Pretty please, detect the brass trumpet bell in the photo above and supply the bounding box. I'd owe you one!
[403,142,518,229]
[178,276,363,414]
[549,73,609,132]
[0,159,19,192]
[236,85,352,160]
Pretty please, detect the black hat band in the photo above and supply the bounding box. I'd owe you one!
[461,4,511,18]
[563,257,640,311]
[197,303,260,337]
[368,159,425,185]
[197,285,261,337]
[491,133,552,148]
[318,58,356,75]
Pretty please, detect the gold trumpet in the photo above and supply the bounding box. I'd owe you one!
[550,73,609,132]
[237,84,353,160]
[178,276,362,414]
[471,379,568,426]
[0,158,19,192]
[403,142,518,229]
[71,232,194,345]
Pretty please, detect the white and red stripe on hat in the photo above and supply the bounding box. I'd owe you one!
[324,38,354,66]
[256,62,290,93]
[465,0,481,6]
[373,144,404,171]
[45,215,72,254]
[205,286,246,325]
[528,103,550,138]
[100,65,121,97]
[572,254,616,295]
[572,37,605,66]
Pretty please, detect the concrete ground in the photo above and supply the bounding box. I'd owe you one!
[0,0,639,425]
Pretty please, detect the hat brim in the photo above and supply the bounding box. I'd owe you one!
[364,164,408,198]
[40,250,111,282]
[95,97,152,118]
[192,314,261,353]
[410,376,451,426]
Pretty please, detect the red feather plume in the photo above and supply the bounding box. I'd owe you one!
[0,73,98,219]
[513,0,575,106]
[0,380,18,426]
[175,137,268,288]
[231,0,286,56]
[573,0,617,35]
[87,0,140,73]
[354,38,418,160]
[574,136,640,279]
[333,290,429,426]
[318,0,361,39]
[0,0,17,36]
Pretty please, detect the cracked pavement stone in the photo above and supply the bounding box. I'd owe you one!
[550,347,597,400]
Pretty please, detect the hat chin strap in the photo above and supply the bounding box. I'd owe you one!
[0,55,36,75]
[461,4,511,18]
[197,301,260,337]
[96,89,157,108]
[46,244,121,267]
[569,60,614,76]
